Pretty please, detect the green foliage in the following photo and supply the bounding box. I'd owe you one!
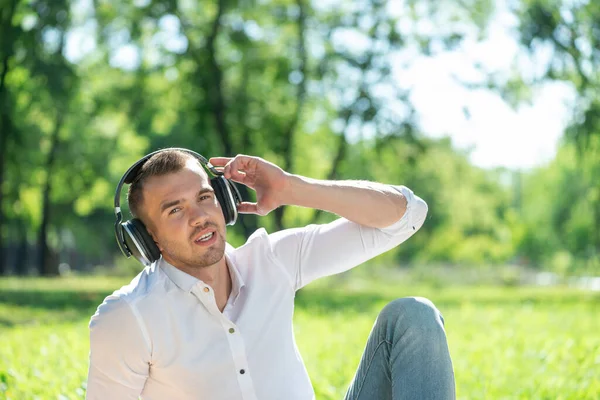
[518,139,600,273]
[1,0,600,275]
[0,275,598,399]
[1,0,510,274]
[371,137,516,266]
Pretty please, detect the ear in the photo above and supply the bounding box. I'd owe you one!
[144,222,163,251]
[148,231,162,251]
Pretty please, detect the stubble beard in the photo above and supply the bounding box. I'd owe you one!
[162,230,226,270]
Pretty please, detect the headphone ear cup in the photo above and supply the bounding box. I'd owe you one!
[211,176,239,225]
[227,179,242,206]
[122,218,161,266]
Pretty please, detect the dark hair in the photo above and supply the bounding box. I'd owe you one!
[127,149,199,218]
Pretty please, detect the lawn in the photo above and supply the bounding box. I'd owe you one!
[0,274,598,399]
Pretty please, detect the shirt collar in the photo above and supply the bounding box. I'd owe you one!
[159,244,245,296]
[226,249,245,305]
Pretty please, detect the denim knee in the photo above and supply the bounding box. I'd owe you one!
[377,297,446,335]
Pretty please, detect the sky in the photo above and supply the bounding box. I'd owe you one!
[63,0,576,171]
[385,1,577,171]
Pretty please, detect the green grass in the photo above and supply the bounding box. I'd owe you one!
[0,275,598,399]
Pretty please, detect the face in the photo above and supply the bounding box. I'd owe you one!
[141,160,227,271]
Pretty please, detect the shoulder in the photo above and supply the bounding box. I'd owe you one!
[88,272,154,370]
[227,227,271,263]
[228,226,310,257]
[227,227,269,253]
[89,265,160,330]
[227,225,322,270]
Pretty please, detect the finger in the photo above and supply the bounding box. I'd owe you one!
[209,157,233,167]
[228,154,258,173]
[237,202,258,214]
[224,161,248,182]
[227,170,248,184]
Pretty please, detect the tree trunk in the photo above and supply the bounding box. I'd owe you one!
[0,58,10,275]
[15,219,28,275]
[0,0,19,275]
[37,113,63,276]
[273,0,308,232]
[201,0,259,237]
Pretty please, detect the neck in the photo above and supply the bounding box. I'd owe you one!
[189,257,228,286]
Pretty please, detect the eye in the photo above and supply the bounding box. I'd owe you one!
[199,195,211,201]
[169,207,181,215]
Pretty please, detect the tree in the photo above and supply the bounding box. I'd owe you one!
[0,0,20,274]
[2,0,519,274]
[512,0,600,270]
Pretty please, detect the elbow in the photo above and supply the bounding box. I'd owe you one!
[377,189,408,229]
[411,196,428,232]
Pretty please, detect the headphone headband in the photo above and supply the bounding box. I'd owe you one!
[113,148,219,212]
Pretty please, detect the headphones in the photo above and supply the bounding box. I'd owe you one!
[114,148,242,266]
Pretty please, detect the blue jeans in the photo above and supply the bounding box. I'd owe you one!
[344,297,455,400]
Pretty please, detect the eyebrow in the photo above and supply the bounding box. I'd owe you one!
[160,188,215,213]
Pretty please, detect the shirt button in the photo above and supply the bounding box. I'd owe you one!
[203,287,210,293]
[229,328,235,334]
[240,369,245,374]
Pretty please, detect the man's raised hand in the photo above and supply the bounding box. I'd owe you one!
[209,155,289,216]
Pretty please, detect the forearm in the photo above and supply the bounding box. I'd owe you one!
[281,174,407,228]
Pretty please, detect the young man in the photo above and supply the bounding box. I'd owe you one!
[86,149,455,400]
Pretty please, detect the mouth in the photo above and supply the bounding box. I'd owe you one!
[193,229,218,247]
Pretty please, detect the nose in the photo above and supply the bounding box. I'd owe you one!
[189,203,211,226]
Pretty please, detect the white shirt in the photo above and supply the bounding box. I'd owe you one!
[86,185,427,400]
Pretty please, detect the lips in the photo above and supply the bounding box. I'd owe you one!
[196,232,214,242]
[193,228,217,243]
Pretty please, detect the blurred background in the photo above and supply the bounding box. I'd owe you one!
[1,0,599,280]
[0,0,599,398]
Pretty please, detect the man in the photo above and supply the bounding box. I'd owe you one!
[86,148,455,400]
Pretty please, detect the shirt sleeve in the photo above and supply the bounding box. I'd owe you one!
[86,294,150,399]
[267,185,428,290]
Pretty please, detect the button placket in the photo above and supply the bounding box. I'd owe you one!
[218,316,256,399]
